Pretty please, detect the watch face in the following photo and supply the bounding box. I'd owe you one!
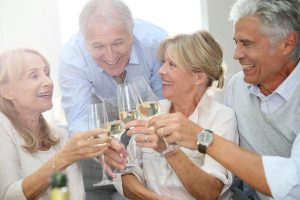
[198,130,213,146]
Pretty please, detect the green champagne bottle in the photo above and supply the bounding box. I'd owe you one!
[50,172,69,200]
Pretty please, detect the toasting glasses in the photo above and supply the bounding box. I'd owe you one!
[105,97,135,174]
[117,82,142,164]
[131,76,178,155]
[88,99,114,186]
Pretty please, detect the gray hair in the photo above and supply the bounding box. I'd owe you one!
[230,0,300,60]
[79,0,134,37]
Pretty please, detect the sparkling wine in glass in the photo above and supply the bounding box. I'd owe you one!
[117,83,142,164]
[130,76,160,118]
[105,99,135,173]
[131,76,178,155]
[88,99,114,186]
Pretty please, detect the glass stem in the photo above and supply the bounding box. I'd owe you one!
[101,154,109,180]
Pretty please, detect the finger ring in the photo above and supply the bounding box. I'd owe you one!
[144,135,150,143]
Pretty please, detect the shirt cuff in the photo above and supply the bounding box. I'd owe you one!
[4,179,27,200]
[263,156,298,199]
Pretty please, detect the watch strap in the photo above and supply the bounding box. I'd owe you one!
[197,129,213,154]
[198,143,207,154]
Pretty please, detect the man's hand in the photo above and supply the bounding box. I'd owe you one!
[148,112,202,150]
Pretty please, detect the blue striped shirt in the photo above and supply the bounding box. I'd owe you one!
[58,19,168,134]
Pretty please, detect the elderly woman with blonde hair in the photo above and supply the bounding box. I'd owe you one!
[0,48,110,200]
[115,30,239,200]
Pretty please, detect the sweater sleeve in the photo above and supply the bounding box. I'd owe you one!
[0,124,27,200]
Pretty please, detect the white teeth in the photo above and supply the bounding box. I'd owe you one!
[242,64,255,70]
[163,81,172,85]
[105,60,118,65]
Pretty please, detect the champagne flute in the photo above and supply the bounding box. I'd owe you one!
[131,76,178,155]
[88,101,114,186]
[131,76,160,118]
[117,82,141,164]
[105,98,135,173]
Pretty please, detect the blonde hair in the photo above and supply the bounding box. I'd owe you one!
[0,48,59,152]
[158,30,225,89]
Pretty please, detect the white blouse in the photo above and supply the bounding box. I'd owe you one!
[116,94,239,200]
[0,112,85,200]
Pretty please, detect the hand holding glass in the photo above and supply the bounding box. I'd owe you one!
[131,76,178,155]
[105,99,135,174]
[117,82,141,164]
[89,102,114,186]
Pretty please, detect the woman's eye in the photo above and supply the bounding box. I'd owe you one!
[29,74,38,79]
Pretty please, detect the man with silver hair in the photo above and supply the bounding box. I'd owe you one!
[58,0,167,199]
[226,0,300,199]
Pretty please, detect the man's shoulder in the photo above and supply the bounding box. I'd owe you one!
[59,33,87,65]
[133,19,168,42]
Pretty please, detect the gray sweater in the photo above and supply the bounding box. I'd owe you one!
[228,72,300,200]
[230,72,300,157]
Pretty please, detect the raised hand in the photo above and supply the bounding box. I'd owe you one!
[148,112,202,150]
[57,128,111,168]
[125,120,167,153]
[104,139,128,177]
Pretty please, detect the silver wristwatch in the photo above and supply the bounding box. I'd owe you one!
[196,129,213,154]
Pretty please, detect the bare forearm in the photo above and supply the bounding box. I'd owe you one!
[122,174,162,200]
[22,153,69,199]
[165,150,222,200]
[207,134,271,196]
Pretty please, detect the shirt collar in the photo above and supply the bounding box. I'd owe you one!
[248,60,300,100]
[128,37,140,65]
[276,60,300,100]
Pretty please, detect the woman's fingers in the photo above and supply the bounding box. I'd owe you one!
[78,128,109,140]
[124,119,147,129]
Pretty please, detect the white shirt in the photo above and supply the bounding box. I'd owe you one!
[0,113,85,200]
[263,134,300,200]
[116,94,239,200]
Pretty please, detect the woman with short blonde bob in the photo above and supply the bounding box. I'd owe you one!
[117,30,239,200]
[0,48,110,200]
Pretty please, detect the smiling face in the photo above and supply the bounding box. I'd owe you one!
[158,54,198,102]
[85,21,133,76]
[6,52,53,116]
[233,17,291,87]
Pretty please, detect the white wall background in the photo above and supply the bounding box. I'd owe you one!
[0,0,240,124]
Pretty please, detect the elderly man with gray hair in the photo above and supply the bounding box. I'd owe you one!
[58,0,168,199]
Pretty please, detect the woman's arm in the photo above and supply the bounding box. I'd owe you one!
[165,150,223,200]
[122,174,165,200]
[0,127,109,200]
[126,118,223,200]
